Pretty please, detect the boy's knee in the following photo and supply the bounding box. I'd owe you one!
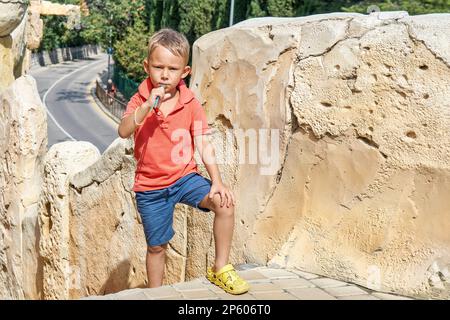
[211,196,234,217]
[216,207,234,218]
[211,194,231,207]
[147,244,167,254]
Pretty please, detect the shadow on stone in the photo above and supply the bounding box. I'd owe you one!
[99,259,146,295]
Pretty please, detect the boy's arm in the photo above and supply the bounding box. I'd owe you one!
[194,135,235,207]
[118,86,167,138]
[118,103,149,139]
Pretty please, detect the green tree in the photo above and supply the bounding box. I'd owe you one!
[268,0,295,16]
[342,0,450,14]
[178,0,216,44]
[79,10,106,45]
[38,0,450,84]
[247,0,267,18]
[212,0,230,30]
[39,16,64,51]
[113,18,149,81]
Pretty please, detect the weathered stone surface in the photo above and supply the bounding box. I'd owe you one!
[11,12,28,79]
[185,204,214,280]
[190,13,450,299]
[0,2,27,37]
[39,141,100,300]
[39,1,80,16]
[2,9,449,301]
[40,137,203,298]
[400,14,450,67]
[189,18,300,278]
[165,246,186,286]
[0,0,99,301]
[0,36,15,92]
[67,138,147,299]
[0,1,81,89]
[26,6,44,50]
[164,204,188,285]
[0,9,28,91]
[0,76,47,299]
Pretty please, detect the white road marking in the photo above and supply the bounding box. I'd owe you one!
[42,59,105,141]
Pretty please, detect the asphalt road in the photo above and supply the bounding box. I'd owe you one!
[30,54,119,153]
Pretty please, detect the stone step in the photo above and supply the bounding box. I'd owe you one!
[82,265,414,300]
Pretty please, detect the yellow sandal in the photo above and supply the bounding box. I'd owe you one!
[207,264,250,295]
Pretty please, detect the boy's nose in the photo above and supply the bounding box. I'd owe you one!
[162,68,169,78]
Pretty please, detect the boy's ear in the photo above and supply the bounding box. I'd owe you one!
[143,58,150,75]
[181,65,191,79]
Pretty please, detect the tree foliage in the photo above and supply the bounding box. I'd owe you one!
[114,18,149,81]
[39,0,450,82]
[343,0,450,14]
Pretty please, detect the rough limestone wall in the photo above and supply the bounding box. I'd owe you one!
[0,4,28,91]
[66,138,147,299]
[39,141,100,299]
[38,0,80,16]
[0,3,45,92]
[0,1,50,300]
[0,3,48,300]
[0,76,47,299]
[0,2,27,38]
[41,137,198,298]
[189,12,450,299]
[187,17,303,280]
[0,1,83,299]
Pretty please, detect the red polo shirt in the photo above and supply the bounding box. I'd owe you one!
[122,78,210,191]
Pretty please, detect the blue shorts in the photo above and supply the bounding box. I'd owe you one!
[135,173,211,247]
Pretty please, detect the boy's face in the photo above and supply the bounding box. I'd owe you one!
[143,45,191,94]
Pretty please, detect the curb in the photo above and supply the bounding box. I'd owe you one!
[89,78,120,125]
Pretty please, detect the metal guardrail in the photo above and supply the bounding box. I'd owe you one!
[113,65,139,101]
[95,79,127,122]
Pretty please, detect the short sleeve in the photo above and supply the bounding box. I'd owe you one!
[190,99,211,136]
[121,93,144,120]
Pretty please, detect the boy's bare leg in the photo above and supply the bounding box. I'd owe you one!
[146,244,167,288]
[199,194,234,272]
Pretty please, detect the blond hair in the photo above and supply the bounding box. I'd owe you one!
[148,28,190,65]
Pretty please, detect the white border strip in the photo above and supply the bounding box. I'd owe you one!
[42,59,105,141]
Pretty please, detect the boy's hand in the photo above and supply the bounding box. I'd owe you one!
[144,86,171,110]
[209,182,235,208]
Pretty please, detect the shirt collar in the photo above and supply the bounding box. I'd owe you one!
[138,78,194,105]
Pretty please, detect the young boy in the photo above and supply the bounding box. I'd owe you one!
[118,28,249,295]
